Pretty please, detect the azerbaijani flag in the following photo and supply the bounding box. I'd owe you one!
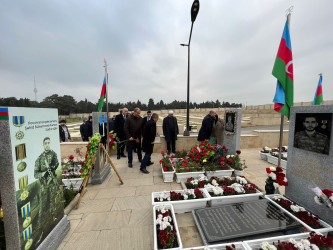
[0,107,9,120]
[313,74,323,105]
[97,77,106,112]
[272,16,293,118]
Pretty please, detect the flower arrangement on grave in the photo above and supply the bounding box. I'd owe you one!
[260,231,333,250]
[266,166,288,189]
[174,158,203,173]
[160,151,174,172]
[225,151,247,171]
[61,154,84,179]
[155,206,179,249]
[188,139,216,164]
[154,188,204,202]
[282,146,288,152]
[108,130,117,150]
[312,187,333,210]
[80,133,101,178]
[271,196,323,229]
[172,149,188,158]
[270,151,287,160]
[185,175,210,189]
[261,146,272,153]
[206,176,259,197]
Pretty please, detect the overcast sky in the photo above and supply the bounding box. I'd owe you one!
[1,0,332,106]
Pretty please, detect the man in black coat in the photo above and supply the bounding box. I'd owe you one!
[114,108,128,159]
[163,110,179,154]
[59,120,71,142]
[140,113,158,174]
[197,110,216,142]
[83,116,93,141]
[124,107,143,168]
[142,110,153,165]
[80,119,87,141]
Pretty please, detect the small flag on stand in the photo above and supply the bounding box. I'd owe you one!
[313,74,323,105]
[97,77,106,112]
[272,16,294,119]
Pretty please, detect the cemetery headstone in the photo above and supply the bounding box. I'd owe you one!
[286,105,333,225]
[193,199,302,245]
[223,108,242,155]
[0,107,69,250]
[91,112,111,184]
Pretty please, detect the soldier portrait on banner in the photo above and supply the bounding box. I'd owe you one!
[294,113,331,155]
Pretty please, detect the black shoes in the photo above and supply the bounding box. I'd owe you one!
[147,162,154,166]
[121,154,126,158]
[139,159,142,163]
[128,163,133,168]
[117,155,120,160]
[140,169,150,174]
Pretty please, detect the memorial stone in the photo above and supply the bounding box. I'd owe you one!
[223,108,242,155]
[193,199,302,244]
[91,112,111,184]
[0,107,69,250]
[286,105,333,225]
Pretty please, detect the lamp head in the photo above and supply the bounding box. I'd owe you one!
[191,0,200,22]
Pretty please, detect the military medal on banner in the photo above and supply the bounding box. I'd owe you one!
[18,175,28,190]
[15,143,27,161]
[13,115,25,140]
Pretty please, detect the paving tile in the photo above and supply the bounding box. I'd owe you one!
[67,230,101,243]
[95,187,137,199]
[111,196,151,211]
[74,210,131,232]
[62,219,81,242]
[69,198,115,215]
[176,213,196,227]
[178,226,203,248]
[135,183,171,196]
[67,214,83,220]
[129,208,153,226]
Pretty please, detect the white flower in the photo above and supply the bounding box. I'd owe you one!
[229,183,244,194]
[264,146,271,151]
[269,173,276,180]
[231,155,235,158]
[290,205,305,213]
[284,177,288,182]
[198,174,208,181]
[157,214,163,220]
[236,176,247,185]
[204,247,211,250]
[273,182,280,189]
[204,183,214,189]
[310,244,319,250]
[261,241,277,250]
[301,239,310,249]
[212,186,224,196]
[211,179,218,187]
[226,155,230,158]
[270,166,276,171]
[183,194,188,200]
[191,179,198,185]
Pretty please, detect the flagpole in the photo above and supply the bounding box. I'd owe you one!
[278,11,292,168]
[104,59,110,153]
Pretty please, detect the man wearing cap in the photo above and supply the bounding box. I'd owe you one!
[163,110,179,154]
[59,120,71,142]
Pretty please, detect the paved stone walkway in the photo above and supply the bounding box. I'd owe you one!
[57,148,284,250]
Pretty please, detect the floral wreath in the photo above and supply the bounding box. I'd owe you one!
[224,111,237,135]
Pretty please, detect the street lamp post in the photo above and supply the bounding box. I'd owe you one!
[181,0,200,136]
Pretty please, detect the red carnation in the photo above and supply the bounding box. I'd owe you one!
[236,150,241,155]
[69,155,74,160]
[159,160,163,163]
[166,150,168,153]
[163,167,167,171]
[161,151,165,155]
[136,138,140,143]
[221,157,226,161]
[266,168,271,174]
[182,163,186,167]
[228,158,233,163]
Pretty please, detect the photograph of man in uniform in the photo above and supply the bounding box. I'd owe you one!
[294,114,331,155]
[225,113,235,133]
[34,137,62,241]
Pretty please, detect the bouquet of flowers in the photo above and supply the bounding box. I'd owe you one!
[312,187,333,210]
[155,206,178,249]
[160,151,173,172]
[271,196,323,229]
[225,151,247,171]
[62,154,84,179]
[266,166,288,189]
[261,231,333,250]
[188,139,216,164]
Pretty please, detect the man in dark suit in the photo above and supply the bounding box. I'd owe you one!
[163,110,179,154]
[198,110,216,142]
[142,110,153,165]
[140,113,158,174]
[83,116,93,141]
[80,119,87,141]
[114,108,128,159]
[99,114,108,147]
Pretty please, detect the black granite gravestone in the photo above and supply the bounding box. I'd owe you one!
[193,199,303,244]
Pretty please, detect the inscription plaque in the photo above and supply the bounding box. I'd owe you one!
[193,199,302,244]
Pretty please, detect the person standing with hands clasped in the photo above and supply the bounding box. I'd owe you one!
[140,113,159,174]
[163,110,179,155]
[124,107,143,168]
[114,108,128,159]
